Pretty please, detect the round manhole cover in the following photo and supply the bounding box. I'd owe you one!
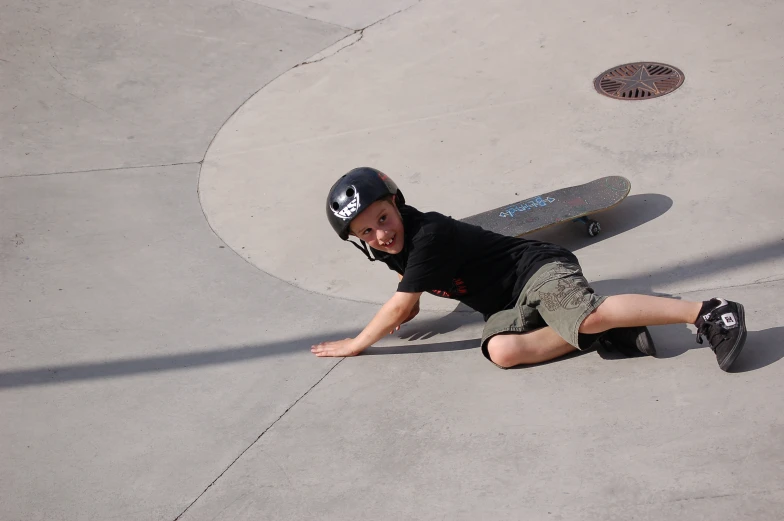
[594,62,684,100]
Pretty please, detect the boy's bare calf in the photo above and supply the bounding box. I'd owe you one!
[487,295,702,369]
[579,295,701,334]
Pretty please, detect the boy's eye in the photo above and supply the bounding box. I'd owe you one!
[379,215,386,223]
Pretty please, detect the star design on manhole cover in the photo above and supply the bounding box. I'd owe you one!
[595,62,684,100]
[609,65,674,96]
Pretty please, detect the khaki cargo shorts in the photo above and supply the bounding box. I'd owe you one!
[481,260,606,363]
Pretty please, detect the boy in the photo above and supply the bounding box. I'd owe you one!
[312,167,748,371]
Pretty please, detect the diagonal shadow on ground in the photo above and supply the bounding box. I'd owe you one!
[2,224,781,388]
[0,332,352,390]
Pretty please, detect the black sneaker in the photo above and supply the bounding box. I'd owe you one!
[695,298,747,371]
[598,326,656,357]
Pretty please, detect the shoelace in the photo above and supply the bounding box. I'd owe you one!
[695,312,730,350]
[695,324,708,344]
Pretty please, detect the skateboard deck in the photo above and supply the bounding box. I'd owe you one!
[461,176,631,237]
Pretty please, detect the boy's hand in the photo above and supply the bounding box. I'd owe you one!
[313,291,421,356]
[311,338,363,357]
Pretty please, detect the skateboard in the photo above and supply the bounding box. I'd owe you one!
[461,176,631,237]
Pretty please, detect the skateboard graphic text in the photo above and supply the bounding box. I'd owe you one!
[462,176,631,238]
[500,196,557,218]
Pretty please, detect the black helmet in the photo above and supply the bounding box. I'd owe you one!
[326,167,405,241]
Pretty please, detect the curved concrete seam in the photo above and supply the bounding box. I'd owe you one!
[196,0,426,167]
[194,0,428,307]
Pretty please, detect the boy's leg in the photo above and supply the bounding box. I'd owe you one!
[481,261,746,370]
[580,294,747,371]
[579,295,702,334]
[484,292,698,368]
[481,261,647,368]
[485,327,578,368]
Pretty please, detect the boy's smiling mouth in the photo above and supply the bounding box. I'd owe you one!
[380,234,396,248]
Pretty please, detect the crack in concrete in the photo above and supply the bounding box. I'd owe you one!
[48,62,67,80]
[0,161,202,179]
[53,85,142,128]
[172,359,344,521]
[295,0,424,68]
[657,486,784,505]
[295,30,364,67]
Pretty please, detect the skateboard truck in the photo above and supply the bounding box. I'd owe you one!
[574,217,601,237]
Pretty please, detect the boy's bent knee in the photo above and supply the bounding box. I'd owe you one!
[488,349,518,369]
[486,334,532,369]
[579,306,607,335]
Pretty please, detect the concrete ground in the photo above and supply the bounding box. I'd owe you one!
[1,0,783,519]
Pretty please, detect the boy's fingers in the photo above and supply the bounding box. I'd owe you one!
[311,344,331,354]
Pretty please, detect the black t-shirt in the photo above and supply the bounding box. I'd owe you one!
[371,205,578,319]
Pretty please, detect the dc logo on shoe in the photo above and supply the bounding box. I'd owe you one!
[721,313,737,328]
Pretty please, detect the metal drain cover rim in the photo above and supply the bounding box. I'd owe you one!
[594,62,685,101]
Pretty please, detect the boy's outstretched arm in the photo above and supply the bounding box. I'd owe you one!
[311,291,422,357]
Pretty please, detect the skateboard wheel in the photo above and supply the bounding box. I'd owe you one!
[587,221,601,237]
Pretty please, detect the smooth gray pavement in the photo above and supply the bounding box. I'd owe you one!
[2,1,783,520]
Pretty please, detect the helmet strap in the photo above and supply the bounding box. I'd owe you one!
[347,239,376,262]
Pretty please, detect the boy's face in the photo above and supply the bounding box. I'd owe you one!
[349,198,404,254]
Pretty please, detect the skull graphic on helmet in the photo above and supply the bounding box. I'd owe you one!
[326,167,405,242]
[331,185,360,220]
